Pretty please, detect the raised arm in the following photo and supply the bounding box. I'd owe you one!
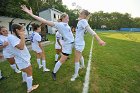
[21,5,55,27]
[15,31,25,50]
[85,26,106,46]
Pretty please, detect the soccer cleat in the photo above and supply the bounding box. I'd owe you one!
[39,65,43,69]
[0,76,6,80]
[70,74,79,81]
[15,70,21,73]
[43,68,50,72]
[27,84,39,93]
[55,61,57,63]
[51,72,56,80]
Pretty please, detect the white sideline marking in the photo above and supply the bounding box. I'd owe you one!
[82,37,94,93]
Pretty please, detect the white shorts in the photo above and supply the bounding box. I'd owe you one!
[62,43,73,54]
[15,58,31,70]
[75,45,85,52]
[3,51,14,58]
[32,47,42,53]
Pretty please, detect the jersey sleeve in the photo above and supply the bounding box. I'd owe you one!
[53,22,61,29]
[8,35,20,47]
[34,34,41,42]
[81,19,89,29]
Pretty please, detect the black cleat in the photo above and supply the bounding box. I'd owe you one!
[0,77,6,81]
[55,61,57,64]
[52,72,56,80]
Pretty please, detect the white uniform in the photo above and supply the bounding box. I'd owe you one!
[30,32,42,53]
[53,22,74,54]
[55,31,64,49]
[75,19,89,52]
[0,35,14,58]
[7,35,31,70]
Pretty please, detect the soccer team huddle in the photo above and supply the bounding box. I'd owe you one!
[0,5,106,93]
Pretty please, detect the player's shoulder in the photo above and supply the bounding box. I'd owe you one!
[80,19,88,23]
[7,34,14,38]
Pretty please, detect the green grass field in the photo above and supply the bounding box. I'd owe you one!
[0,32,140,93]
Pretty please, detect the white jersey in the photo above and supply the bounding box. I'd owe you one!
[7,34,31,63]
[55,31,64,49]
[30,32,42,53]
[53,22,74,44]
[0,34,14,58]
[75,19,89,46]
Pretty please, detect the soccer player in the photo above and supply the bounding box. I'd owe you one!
[7,24,39,93]
[0,26,21,73]
[30,23,50,72]
[71,10,106,81]
[21,5,74,80]
[55,30,63,63]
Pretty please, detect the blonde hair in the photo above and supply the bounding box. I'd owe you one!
[58,13,68,22]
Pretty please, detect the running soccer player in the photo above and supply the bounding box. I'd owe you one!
[21,5,74,80]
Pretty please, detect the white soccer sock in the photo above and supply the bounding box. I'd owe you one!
[0,70,2,79]
[55,54,59,61]
[75,62,80,75]
[42,60,47,69]
[26,76,33,90]
[53,61,62,73]
[80,56,85,67]
[22,72,27,82]
[10,64,19,71]
[37,59,41,66]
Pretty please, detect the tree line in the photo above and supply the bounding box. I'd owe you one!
[0,0,140,30]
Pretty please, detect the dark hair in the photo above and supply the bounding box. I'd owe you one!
[31,23,40,31]
[0,26,6,35]
[82,10,90,16]
[12,24,23,39]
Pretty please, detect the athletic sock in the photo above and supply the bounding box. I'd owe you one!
[26,76,33,90]
[0,70,2,79]
[53,61,62,73]
[55,54,59,61]
[37,59,41,66]
[75,62,80,75]
[22,72,27,82]
[80,56,85,67]
[42,60,46,69]
[10,64,19,72]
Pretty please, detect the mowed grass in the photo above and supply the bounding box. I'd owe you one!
[0,34,92,93]
[90,32,140,93]
[0,32,140,93]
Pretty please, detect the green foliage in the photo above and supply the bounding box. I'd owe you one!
[0,0,140,28]
[89,11,140,30]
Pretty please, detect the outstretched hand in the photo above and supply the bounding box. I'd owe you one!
[99,40,106,46]
[21,5,33,15]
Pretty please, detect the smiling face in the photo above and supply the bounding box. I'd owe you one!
[62,15,69,23]
[0,27,8,36]
[59,13,69,23]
